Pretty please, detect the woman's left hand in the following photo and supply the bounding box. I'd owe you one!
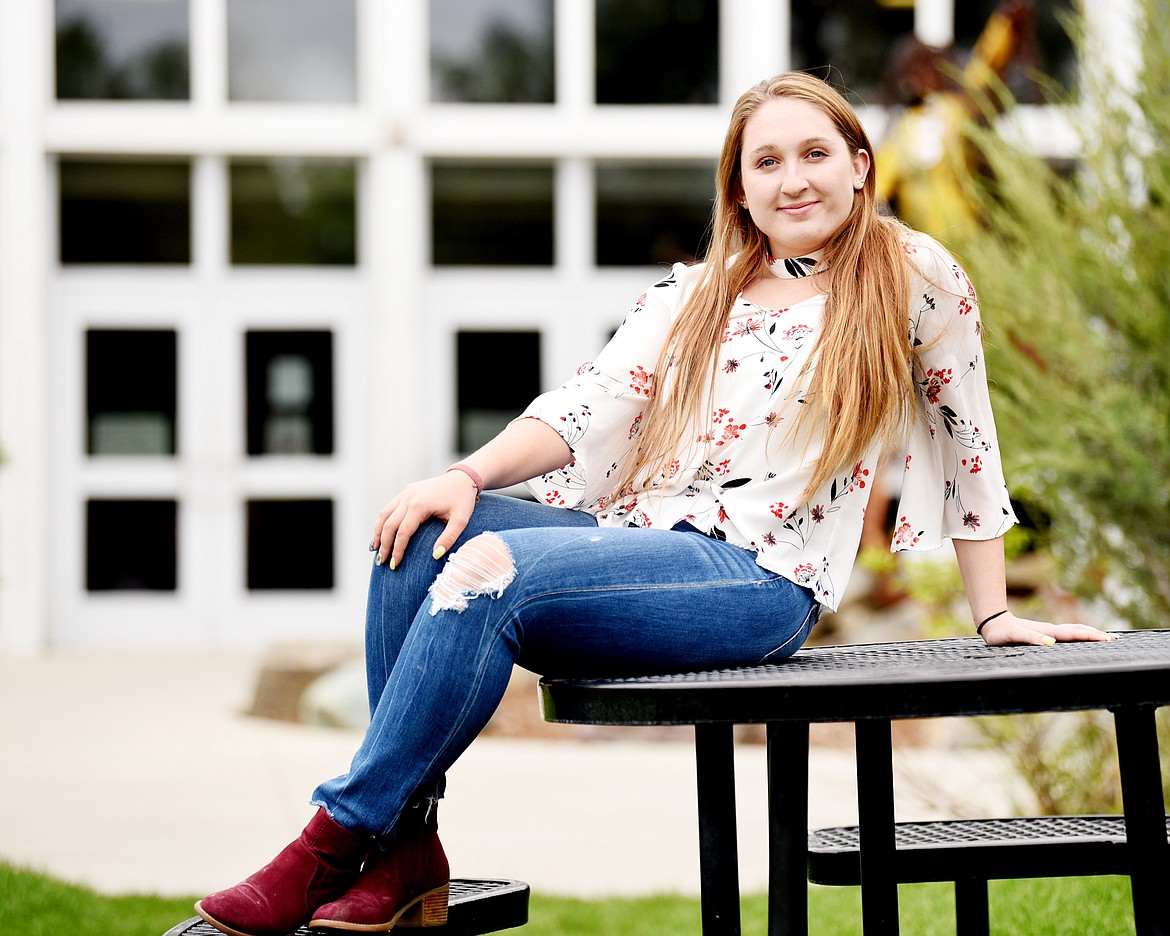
[979,611,1117,647]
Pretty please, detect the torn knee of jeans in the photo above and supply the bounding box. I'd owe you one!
[428,533,515,614]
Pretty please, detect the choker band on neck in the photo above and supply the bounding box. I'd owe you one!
[767,248,826,279]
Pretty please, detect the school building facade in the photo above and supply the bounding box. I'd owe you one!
[0,0,1129,651]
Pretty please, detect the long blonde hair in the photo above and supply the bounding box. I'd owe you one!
[615,72,915,502]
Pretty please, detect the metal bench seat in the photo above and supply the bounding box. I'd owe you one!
[808,815,1170,936]
[162,878,529,936]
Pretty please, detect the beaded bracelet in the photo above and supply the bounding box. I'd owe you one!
[976,609,1009,636]
[447,463,484,501]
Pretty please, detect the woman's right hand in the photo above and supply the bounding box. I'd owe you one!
[371,417,574,569]
[372,470,480,570]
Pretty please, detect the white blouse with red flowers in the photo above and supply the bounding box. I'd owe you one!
[521,231,1017,610]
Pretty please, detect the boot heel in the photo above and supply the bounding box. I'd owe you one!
[398,883,449,927]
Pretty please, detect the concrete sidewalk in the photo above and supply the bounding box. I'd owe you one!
[0,652,1027,899]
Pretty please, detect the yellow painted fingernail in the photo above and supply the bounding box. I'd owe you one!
[433,545,447,561]
[374,553,383,566]
[388,557,397,571]
[1042,636,1056,646]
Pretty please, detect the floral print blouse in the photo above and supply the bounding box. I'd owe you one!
[522,231,1017,611]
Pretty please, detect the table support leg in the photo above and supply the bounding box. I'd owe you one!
[695,723,741,936]
[1113,704,1169,936]
[766,721,809,936]
[855,718,899,935]
[953,878,989,936]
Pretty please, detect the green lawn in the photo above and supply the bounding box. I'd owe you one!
[0,861,1135,935]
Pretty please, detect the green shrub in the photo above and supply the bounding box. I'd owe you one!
[953,0,1170,629]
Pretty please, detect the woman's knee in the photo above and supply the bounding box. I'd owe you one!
[429,533,516,614]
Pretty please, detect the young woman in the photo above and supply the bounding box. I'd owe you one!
[196,71,1111,936]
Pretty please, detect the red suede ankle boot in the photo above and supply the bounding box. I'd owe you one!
[308,821,450,931]
[195,807,373,936]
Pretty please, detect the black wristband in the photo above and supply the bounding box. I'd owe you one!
[976,609,1010,636]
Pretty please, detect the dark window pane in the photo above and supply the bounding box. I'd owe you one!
[595,0,718,104]
[86,499,177,590]
[955,0,1077,100]
[246,331,334,455]
[87,330,177,455]
[430,0,554,103]
[596,161,714,266]
[230,159,357,265]
[431,161,553,266]
[56,0,189,100]
[457,331,540,452]
[247,499,334,589]
[790,0,912,103]
[59,158,190,264]
[228,0,356,102]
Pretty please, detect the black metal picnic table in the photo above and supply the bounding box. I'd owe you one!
[540,629,1170,935]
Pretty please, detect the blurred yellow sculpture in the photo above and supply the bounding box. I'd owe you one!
[875,0,1037,243]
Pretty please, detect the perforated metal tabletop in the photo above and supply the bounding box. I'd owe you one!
[540,629,1170,725]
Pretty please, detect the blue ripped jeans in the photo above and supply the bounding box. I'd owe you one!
[311,493,819,838]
